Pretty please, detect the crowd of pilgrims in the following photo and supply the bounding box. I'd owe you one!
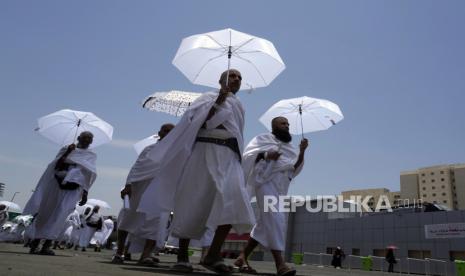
[1,69,309,276]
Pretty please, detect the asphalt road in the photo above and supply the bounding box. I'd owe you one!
[0,243,389,276]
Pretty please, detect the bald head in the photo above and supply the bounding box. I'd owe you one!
[219,69,242,93]
[77,131,93,149]
[158,123,175,140]
[271,117,289,132]
[271,116,292,143]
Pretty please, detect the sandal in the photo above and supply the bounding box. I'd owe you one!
[173,261,194,273]
[233,258,257,274]
[137,257,158,267]
[111,254,124,264]
[39,248,56,256]
[277,266,296,276]
[201,260,232,276]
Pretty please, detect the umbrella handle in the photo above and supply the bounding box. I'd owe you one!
[225,30,232,87]
[226,45,232,87]
[299,105,305,139]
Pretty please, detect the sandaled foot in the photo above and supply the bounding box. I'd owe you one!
[172,261,194,273]
[111,254,124,264]
[233,257,257,274]
[39,248,56,256]
[137,257,158,267]
[277,265,296,276]
[202,259,233,276]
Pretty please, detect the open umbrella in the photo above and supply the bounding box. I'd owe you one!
[35,109,113,148]
[86,199,111,209]
[172,28,285,90]
[142,90,202,117]
[133,134,159,155]
[259,96,344,137]
[0,201,22,212]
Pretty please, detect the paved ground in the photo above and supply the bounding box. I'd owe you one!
[0,243,390,276]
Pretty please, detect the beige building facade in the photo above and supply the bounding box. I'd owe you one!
[341,188,401,210]
[400,164,465,210]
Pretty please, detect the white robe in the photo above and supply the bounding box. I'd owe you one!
[117,142,170,250]
[91,218,114,246]
[23,147,97,240]
[243,133,303,251]
[140,92,255,240]
[0,210,8,227]
[79,211,102,247]
[59,210,81,243]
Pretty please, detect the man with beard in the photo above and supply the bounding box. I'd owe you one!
[234,117,308,276]
[139,69,255,274]
[24,131,96,255]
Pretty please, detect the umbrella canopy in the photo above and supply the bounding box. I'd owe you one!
[259,96,344,136]
[86,199,111,209]
[172,28,285,90]
[0,201,22,212]
[142,90,202,117]
[133,134,159,155]
[36,109,113,148]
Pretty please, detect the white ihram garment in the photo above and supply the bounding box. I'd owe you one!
[243,133,303,251]
[139,92,254,240]
[117,142,170,249]
[23,148,96,240]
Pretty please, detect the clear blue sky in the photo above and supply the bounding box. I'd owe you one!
[1,1,464,215]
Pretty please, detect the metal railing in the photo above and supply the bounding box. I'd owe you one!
[301,252,448,275]
[407,257,428,275]
[425,258,447,276]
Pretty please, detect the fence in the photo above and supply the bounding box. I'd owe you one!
[300,252,453,275]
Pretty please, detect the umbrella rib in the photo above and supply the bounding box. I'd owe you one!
[205,34,229,49]
[192,53,227,84]
[231,38,255,53]
[234,54,268,86]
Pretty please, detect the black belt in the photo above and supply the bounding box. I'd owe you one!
[195,137,241,162]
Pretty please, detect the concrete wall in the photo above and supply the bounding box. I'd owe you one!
[286,207,465,274]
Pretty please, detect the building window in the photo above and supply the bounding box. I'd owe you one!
[431,179,435,183]
[352,248,360,256]
[440,171,444,174]
[433,193,436,197]
[450,251,465,261]
[423,194,427,197]
[432,186,436,189]
[422,187,426,190]
[421,173,425,176]
[422,180,426,183]
[431,172,435,175]
[409,250,432,259]
[442,193,446,196]
[443,200,447,204]
[441,178,445,182]
[442,185,445,188]
[433,201,437,203]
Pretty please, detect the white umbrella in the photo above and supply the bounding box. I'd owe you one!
[133,134,159,155]
[35,109,113,148]
[86,199,111,209]
[142,90,202,117]
[172,28,285,90]
[0,201,22,212]
[259,96,344,137]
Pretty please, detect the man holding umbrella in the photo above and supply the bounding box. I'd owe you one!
[235,117,308,276]
[141,69,255,274]
[24,131,97,255]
